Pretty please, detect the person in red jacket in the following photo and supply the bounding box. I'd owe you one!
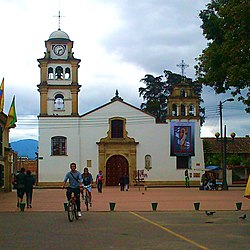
[96,170,104,193]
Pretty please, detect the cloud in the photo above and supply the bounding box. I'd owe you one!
[100,0,208,76]
[0,0,248,142]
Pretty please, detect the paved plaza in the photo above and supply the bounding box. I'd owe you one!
[0,186,249,212]
[0,187,249,249]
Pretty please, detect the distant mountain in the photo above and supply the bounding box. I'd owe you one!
[10,139,38,159]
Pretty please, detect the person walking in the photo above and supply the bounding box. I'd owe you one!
[184,169,190,188]
[63,163,83,217]
[124,173,129,191]
[25,170,35,208]
[96,170,104,193]
[16,167,26,207]
[119,175,125,191]
[13,171,19,206]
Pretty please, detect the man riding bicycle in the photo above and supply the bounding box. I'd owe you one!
[81,167,93,206]
[63,162,83,217]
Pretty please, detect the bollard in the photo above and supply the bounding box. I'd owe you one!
[109,202,116,211]
[64,202,68,211]
[151,202,158,211]
[194,202,200,211]
[19,202,26,212]
[236,202,242,210]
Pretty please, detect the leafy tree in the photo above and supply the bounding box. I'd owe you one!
[227,154,242,165]
[139,70,204,123]
[205,153,221,167]
[139,74,169,122]
[242,157,250,166]
[195,0,250,112]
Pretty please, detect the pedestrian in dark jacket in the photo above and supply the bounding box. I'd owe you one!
[16,167,26,207]
[119,175,125,191]
[25,170,35,208]
[124,173,129,191]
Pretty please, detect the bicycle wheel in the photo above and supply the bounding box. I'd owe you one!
[67,201,74,222]
[85,194,89,211]
[74,203,79,220]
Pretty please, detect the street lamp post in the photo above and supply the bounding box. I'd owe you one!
[219,98,234,190]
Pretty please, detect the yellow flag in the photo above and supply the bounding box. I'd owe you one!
[244,175,250,199]
[6,96,17,129]
[0,78,4,112]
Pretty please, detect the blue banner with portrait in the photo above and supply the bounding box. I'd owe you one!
[170,122,195,156]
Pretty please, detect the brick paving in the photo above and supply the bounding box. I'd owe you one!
[0,186,249,212]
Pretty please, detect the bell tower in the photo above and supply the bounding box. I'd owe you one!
[37,29,81,116]
[166,60,200,121]
[166,81,200,121]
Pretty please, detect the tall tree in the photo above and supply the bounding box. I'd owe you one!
[196,0,250,112]
[139,70,204,123]
[139,74,169,123]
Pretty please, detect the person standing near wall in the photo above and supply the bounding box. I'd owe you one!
[124,173,129,191]
[184,169,190,188]
[119,175,125,191]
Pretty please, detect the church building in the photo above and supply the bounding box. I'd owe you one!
[37,28,205,187]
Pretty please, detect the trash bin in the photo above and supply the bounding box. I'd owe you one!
[109,202,116,211]
[20,202,26,212]
[151,202,158,211]
[236,202,242,210]
[64,202,68,211]
[194,202,200,211]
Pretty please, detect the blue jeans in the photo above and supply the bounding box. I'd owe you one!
[66,187,81,211]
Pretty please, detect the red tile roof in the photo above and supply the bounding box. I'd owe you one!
[202,137,250,154]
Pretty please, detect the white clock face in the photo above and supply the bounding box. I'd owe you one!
[53,44,66,56]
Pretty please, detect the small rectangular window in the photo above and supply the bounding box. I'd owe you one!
[177,156,191,169]
[111,120,124,138]
[51,136,67,156]
[87,160,92,168]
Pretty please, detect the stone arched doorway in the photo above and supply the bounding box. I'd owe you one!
[106,155,129,186]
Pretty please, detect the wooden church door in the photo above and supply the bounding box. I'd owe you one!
[106,155,129,186]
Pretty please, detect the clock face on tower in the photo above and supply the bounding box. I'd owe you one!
[52,44,66,56]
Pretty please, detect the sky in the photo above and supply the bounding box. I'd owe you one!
[0,0,249,142]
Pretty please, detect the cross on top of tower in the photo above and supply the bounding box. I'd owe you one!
[176,60,189,77]
[54,10,65,30]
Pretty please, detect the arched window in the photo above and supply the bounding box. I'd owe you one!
[189,105,195,116]
[51,136,67,156]
[172,104,177,116]
[181,104,186,116]
[180,89,186,97]
[54,94,64,110]
[55,66,64,79]
[111,119,124,138]
[65,67,71,79]
[48,67,54,79]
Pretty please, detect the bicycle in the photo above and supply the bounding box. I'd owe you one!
[82,184,91,211]
[67,189,79,222]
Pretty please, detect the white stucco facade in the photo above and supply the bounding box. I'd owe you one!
[38,99,204,185]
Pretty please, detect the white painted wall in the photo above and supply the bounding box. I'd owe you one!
[38,101,205,183]
[38,117,81,182]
